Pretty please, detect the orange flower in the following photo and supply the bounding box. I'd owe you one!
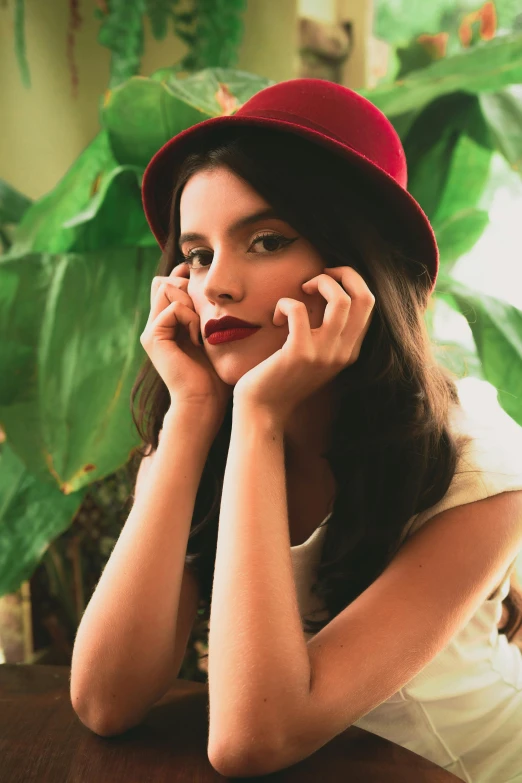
[479,1,497,40]
[458,1,497,47]
[417,32,449,59]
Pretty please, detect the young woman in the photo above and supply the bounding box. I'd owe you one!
[70,80,522,782]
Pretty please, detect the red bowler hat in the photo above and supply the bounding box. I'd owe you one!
[141,78,439,295]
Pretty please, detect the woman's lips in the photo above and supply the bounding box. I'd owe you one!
[206,327,261,345]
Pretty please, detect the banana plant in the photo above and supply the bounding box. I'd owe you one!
[1,32,522,601]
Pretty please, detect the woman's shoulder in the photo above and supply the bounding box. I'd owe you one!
[402,378,522,543]
[450,378,522,487]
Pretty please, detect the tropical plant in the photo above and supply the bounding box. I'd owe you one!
[12,0,247,93]
[0,67,270,673]
[374,0,522,58]
[1,30,522,674]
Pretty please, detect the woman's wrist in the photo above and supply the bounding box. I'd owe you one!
[164,399,224,437]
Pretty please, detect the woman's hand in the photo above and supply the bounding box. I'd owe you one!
[233,267,375,426]
[140,263,233,418]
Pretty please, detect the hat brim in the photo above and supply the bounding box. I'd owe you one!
[141,114,439,294]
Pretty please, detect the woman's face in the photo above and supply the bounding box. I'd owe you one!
[179,165,328,386]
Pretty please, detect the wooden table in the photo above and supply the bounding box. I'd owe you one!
[1,664,462,782]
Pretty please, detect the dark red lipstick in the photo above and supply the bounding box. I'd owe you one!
[204,315,259,338]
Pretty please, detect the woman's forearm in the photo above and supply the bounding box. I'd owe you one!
[70,404,217,735]
[207,402,311,765]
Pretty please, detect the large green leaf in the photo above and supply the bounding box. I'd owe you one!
[97,0,147,89]
[430,131,492,227]
[102,67,273,167]
[375,0,473,45]
[5,132,156,257]
[425,294,485,380]
[434,208,490,271]
[387,109,420,140]
[432,338,486,381]
[479,86,522,175]
[362,33,522,118]
[0,441,87,598]
[401,92,492,267]
[435,272,522,426]
[159,67,274,111]
[0,180,32,226]
[403,93,489,218]
[7,131,119,256]
[403,110,460,219]
[62,165,154,251]
[101,78,210,169]
[5,69,273,259]
[0,247,159,493]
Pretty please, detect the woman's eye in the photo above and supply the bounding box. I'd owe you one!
[251,233,289,253]
[181,233,296,270]
[181,249,212,269]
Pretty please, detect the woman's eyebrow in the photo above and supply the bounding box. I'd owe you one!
[178,207,282,246]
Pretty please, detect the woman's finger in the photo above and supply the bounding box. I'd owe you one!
[149,276,193,323]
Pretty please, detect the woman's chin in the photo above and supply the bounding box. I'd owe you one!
[208,351,265,386]
[206,334,284,386]
[212,363,255,387]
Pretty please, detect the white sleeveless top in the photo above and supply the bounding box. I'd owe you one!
[289,380,522,783]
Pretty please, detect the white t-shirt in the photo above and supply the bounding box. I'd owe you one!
[290,379,522,782]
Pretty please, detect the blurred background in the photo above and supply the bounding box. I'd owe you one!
[1,0,521,680]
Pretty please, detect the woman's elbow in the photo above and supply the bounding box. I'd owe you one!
[71,694,133,738]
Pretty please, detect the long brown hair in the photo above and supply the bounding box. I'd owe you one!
[131,127,522,644]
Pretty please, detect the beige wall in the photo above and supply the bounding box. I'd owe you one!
[0,0,298,202]
[1,0,122,201]
[238,0,297,83]
[299,0,337,23]
[337,0,374,89]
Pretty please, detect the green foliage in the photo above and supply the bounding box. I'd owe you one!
[375,1,522,85]
[0,248,159,490]
[97,0,148,89]
[375,0,520,46]
[13,0,247,92]
[0,181,33,254]
[145,0,178,40]
[0,445,88,596]
[2,33,522,672]
[101,67,266,167]
[402,93,492,223]
[360,32,522,118]
[6,131,150,256]
[435,209,490,266]
[479,86,522,171]
[436,272,522,423]
[0,181,32,226]
[172,0,247,72]
[13,0,30,89]
[0,69,271,607]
